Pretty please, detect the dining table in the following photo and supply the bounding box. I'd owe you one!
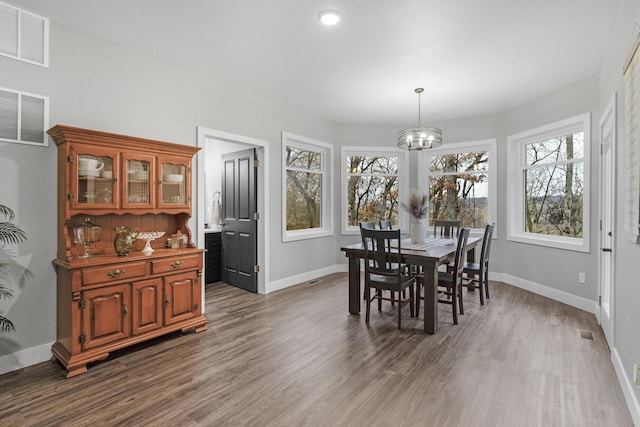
[340,236,481,334]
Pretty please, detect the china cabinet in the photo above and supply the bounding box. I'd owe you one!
[49,125,206,378]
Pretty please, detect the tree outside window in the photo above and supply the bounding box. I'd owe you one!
[282,132,333,242]
[346,154,399,226]
[341,147,407,234]
[524,132,584,238]
[285,145,322,230]
[428,151,489,229]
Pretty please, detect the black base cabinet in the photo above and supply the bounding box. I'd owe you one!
[205,231,222,284]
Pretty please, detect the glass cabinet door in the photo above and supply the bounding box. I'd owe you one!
[159,160,189,208]
[72,148,118,210]
[122,154,155,209]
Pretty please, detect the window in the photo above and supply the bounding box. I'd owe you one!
[420,139,496,234]
[0,86,49,146]
[282,132,333,242]
[507,113,590,252]
[0,2,49,67]
[341,147,408,234]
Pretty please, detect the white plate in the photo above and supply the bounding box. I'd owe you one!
[164,174,184,182]
[79,169,101,177]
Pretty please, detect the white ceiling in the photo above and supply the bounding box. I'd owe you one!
[12,0,621,126]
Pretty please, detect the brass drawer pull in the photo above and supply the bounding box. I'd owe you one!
[122,303,128,317]
[165,295,170,307]
[107,269,125,278]
[170,260,184,268]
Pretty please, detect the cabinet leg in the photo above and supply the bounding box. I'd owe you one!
[52,351,109,378]
[64,364,88,379]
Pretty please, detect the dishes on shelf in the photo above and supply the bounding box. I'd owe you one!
[164,174,184,183]
[79,169,102,177]
[79,192,96,203]
[78,157,104,171]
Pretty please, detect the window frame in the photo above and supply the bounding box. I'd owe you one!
[419,139,497,237]
[281,132,333,242]
[506,113,591,252]
[341,146,408,235]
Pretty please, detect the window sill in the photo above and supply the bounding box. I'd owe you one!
[507,232,589,253]
[283,228,333,242]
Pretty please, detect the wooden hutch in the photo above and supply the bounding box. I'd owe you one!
[49,125,207,378]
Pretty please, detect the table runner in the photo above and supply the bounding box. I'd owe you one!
[400,238,455,251]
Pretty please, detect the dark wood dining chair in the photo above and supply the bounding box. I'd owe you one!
[361,228,415,329]
[433,219,461,238]
[379,220,392,230]
[359,221,380,300]
[463,223,495,305]
[359,221,375,230]
[416,227,470,325]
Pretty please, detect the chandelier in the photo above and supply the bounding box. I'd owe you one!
[397,88,442,151]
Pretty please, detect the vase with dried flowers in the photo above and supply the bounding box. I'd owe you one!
[401,191,429,243]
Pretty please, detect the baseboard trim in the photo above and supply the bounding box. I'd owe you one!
[275,267,599,314]
[611,347,640,425]
[491,272,598,314]
[266,264,344,294]
[0,342,53,375]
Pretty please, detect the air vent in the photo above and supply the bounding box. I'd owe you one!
[0,87,49,146]
[579,330,594,340]
[0,2,49,67]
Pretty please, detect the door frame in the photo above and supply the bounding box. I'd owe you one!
[196,126,270,298]
[598,92,616,348]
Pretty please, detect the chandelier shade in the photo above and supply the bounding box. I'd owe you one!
[397,88,442,150]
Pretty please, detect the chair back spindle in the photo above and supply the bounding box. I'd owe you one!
[433,219,461,238]
[379,220,392,230]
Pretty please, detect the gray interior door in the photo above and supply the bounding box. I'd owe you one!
[221,148,257,292]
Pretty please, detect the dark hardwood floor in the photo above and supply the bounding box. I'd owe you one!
[0,273,633,426]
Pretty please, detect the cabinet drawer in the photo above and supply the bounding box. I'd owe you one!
[151,254,201,274]
[82,261,147,286]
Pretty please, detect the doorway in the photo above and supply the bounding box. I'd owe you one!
[599,93,616,349]
[196,127,270,296]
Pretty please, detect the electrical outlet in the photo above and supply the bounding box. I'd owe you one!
[635,364,640,387]
[578,272,586,284]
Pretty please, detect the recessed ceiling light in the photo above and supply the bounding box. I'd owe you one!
[318,10,341,26]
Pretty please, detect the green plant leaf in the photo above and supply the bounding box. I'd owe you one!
[0,205,15,222]
[0,285,13,300]
[0,222,27,245]
[0,315,15,333]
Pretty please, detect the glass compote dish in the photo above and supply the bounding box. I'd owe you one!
[71,218,102,258]
[137,231,165,255]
